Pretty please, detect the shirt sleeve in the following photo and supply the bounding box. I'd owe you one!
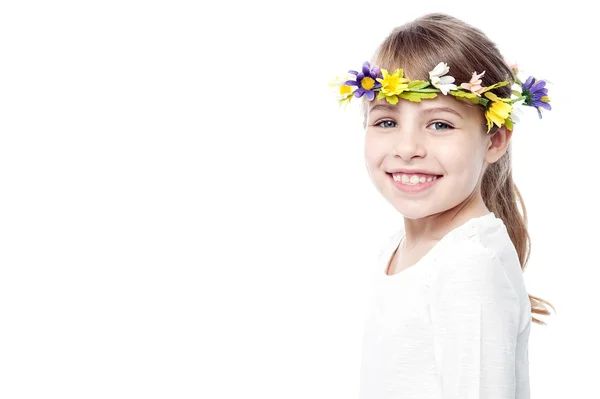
[430,247,520,399]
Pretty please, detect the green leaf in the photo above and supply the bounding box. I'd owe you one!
[338,96,352,108]
[411,88,439,93]
[450,90,478,99]
[511,90,521,97]
[505,117,514,131]
[480,81,509,93]
[398,91,437,102]
[450,90,479,104]
[407,80,430,90]
[508,95,527,104]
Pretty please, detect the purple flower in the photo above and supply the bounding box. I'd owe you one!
[345,61,383,101]
[521,76,551,118]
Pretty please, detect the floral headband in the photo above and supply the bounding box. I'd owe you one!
[329,61,551,133]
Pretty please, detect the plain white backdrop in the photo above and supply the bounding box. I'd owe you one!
[0,1,597,398]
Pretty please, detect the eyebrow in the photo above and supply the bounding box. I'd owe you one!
[369,104,464,119]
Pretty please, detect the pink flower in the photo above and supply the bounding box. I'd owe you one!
[460,71,486,95]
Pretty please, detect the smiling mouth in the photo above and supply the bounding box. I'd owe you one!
[387,172,443,185]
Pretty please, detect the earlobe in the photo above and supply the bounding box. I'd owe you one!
[485,126,512,163]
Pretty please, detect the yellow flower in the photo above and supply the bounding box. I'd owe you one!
[484,92,513,133]
[376,68,409,104]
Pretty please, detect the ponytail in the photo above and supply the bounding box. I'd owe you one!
[482,146,555,325]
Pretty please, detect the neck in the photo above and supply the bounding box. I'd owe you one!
[402,192,490,249]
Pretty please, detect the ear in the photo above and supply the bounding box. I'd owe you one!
[484,126,512,163]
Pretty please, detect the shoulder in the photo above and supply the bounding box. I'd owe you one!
[434,235,504,282]
[429,223,519,303]
[434,213,517,276]
[428,245,518,330]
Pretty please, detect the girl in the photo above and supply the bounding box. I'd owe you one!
[331,13,554,398]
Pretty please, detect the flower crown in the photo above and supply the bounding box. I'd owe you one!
[329,61,551,133]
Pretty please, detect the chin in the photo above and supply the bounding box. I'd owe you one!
[391,203,438,220]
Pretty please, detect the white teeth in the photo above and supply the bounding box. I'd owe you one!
[392,173,440,185]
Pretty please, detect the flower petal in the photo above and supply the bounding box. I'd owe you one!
[429,62,449,78]
[371,65,380,78]
[484,92,500,102]
[523,76,535,90]
[531,79,546,92]
[538,101,552,110]
[439,76,456,84]
[437,83,457,95]
[362,62,371,76]
[386,95,398,105]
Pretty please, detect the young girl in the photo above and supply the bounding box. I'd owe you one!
[330,13,554,398]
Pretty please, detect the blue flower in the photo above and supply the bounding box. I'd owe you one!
[521,76,551,118]
[345,61,382,101]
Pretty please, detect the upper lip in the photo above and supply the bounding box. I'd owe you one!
[387,169,441,176]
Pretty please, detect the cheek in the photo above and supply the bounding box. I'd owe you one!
[435,138,485,176]
[363,132,384,168]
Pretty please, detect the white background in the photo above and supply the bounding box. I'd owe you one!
[0,1,597,398]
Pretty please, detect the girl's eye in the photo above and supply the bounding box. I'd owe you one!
[428,121,454,131]
[376,120,397,128]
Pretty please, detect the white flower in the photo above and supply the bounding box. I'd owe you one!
[429,62,450,78]
[329,74,356,101]
[429,62,457,95]
[432,75,458,95]
[510,103,524,124]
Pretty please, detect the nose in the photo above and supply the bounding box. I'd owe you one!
[394,130,426,161]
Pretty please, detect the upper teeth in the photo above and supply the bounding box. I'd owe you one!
[392,173,438,184]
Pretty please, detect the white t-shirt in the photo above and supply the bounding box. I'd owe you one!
[359,213,531,399]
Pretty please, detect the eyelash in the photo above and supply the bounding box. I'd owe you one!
[375,120,455,131]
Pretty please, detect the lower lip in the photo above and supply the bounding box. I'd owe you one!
[388,173,442,193]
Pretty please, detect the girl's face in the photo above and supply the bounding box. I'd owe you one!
[364,94,491,220]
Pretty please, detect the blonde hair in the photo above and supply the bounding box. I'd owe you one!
[365,13,555,325]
